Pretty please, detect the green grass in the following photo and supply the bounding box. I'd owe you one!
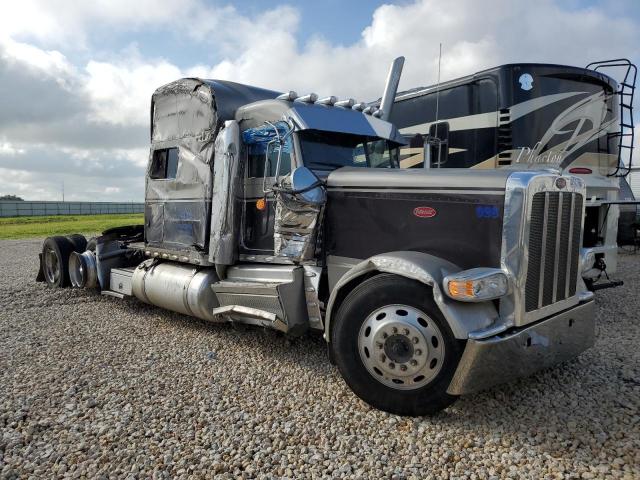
[0,214,144,239]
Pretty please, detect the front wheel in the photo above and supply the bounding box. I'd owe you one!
[331,274,464,416]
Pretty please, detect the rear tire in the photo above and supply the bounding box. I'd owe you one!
[67,234,87,253]
[86,237,97,252]
[331,273,464,416]
[42,236,74,288]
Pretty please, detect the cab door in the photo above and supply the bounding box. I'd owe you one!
[240,130,293,256]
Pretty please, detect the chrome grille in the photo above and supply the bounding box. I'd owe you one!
[525,191,583,312]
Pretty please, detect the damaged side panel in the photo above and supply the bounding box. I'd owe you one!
[146,79,280,260]
[146,80,218,256]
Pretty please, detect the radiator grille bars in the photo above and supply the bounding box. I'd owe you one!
[525,192,583,312]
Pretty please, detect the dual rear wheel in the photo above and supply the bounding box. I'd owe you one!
[331,274,464,416]
[41,234,90,288]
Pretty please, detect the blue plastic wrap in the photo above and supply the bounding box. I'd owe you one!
[242,122,291,154]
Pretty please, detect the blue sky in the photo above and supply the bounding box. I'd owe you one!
[0,0,638,201]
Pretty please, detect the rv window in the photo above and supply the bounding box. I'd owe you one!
[149,148,179,179]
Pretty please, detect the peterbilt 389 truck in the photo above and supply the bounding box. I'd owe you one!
[38,59,596,416]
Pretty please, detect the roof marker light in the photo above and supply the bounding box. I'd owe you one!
[569,167,593,174]
[335,98,355,108]
[277,91,298,101]
[296,93,318,103]
[316,96,337,106]
[352,103,366,111]
[362,106,376,115]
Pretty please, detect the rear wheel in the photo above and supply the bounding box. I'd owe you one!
[331,273,464,416]
[67,234,87,253]
[42,236,74,288]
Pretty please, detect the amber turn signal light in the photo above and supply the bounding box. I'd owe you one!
[256,198,267,211]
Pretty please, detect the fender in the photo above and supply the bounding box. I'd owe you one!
[324,251,500,342]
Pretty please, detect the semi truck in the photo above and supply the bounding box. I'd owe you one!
[38,59,597,416]
[381,59,637,290]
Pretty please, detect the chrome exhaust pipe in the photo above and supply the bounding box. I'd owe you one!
[378,56,405,121]
[69,251,98,288]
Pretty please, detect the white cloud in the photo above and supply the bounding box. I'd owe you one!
[0,142,25,156]
[84,56,182,126]
[0,0,195,48]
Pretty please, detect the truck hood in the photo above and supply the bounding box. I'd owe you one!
[326,167,513,192]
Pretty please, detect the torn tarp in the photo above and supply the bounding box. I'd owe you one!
[273,176,324,262]
[146,78,278,258]
[209,121,240,266]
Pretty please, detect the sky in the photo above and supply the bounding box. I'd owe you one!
[0,0,638,201]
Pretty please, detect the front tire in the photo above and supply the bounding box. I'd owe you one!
[331,274,464,416]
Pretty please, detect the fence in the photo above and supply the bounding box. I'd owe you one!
[0,201,145,218]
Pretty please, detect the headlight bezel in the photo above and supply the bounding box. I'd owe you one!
[443,268,510,302]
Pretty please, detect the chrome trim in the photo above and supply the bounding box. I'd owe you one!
[565,194,576,298]
[578,290,595,302]
[144,245,210,266]
[500,172,586,327]
[551,192,563,304]
[467,323,509,340]
[238,254,297,265]
[538,192,549,309]
[303,266,323,330]
[447,300,595,395]
[211,305,288,332]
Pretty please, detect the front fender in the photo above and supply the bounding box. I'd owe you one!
[324,251,500,341]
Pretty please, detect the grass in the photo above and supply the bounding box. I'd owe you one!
[0,214,144,240]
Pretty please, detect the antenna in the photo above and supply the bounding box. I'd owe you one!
[434,43,442,168]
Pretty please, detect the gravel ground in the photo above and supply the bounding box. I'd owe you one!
[0,238,638,479]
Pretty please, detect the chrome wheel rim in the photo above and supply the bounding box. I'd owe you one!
[43,247,60,284]
[358,304,445,390]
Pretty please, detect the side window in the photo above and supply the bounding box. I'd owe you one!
[401,134,426,168]
[246,137,293,178]
[149,147,179,179]
[365,139,398,168]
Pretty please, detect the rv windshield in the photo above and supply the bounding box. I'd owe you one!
[298,130,399,171]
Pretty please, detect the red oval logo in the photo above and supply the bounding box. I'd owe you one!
[413,206,437,218]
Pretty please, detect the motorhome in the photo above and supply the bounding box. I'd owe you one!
[382,60,636,288]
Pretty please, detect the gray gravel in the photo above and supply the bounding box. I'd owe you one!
[1,238,638,479]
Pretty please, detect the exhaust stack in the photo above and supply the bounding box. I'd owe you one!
[378,56,405,121]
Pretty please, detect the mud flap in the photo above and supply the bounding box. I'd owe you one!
[36,252,45,282]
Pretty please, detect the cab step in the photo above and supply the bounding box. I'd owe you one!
[211,265,309,335]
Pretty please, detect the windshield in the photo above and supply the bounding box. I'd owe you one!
[298,130,399,171]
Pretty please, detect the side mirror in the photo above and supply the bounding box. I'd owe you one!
[289,167,325,205]
[427,122,450,167]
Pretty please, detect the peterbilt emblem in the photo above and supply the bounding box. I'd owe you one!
[413,206,437,218]
[555,177,567,189]
[518,73,533,91]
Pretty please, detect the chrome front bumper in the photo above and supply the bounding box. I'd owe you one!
[447,300,595,395]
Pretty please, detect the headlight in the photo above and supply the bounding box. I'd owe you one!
[580,248,596,275]
[443,268,509,302]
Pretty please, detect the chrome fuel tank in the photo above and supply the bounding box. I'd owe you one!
[132,260,221,322]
